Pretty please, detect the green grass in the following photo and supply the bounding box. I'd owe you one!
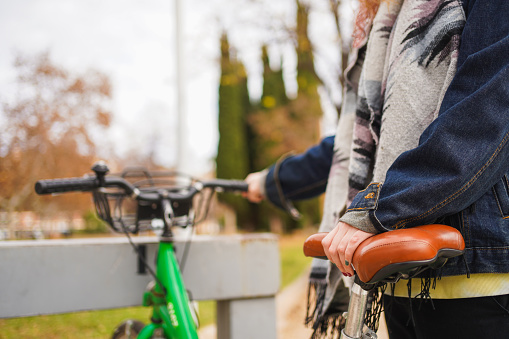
[0,232,312,338]
[279,232,313,288]
[0,307,151,339]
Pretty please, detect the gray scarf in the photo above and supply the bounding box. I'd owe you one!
[307,0,464,336]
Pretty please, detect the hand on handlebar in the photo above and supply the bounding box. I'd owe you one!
[322,221,375,277]
[242,172,265,203]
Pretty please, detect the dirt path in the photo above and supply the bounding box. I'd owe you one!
[275,269,314,338]
[275,269,388,339]
[197,270,313,339]
[199,269,389,339]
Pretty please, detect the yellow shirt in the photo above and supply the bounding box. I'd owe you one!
[389,273,509,299]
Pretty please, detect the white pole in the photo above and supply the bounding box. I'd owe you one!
[174,0,185,171]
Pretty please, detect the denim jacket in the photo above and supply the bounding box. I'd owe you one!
[264,136,334,210]
[268,0,509,277]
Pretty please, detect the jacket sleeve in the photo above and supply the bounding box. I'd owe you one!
[264,135,334,209]
[340,0,509,232]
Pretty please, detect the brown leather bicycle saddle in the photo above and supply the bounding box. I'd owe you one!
[303,224,465,284]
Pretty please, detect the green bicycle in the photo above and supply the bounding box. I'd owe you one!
[35,162,248,339]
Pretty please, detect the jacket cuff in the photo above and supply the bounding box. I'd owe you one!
[265,153,295,209]
[339,210,379,233]
[264,154,302,219]
[265,164,285,209]
[339,183,383,233]
[258,169,269,199]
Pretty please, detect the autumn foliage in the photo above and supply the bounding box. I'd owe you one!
[0,52,112,216]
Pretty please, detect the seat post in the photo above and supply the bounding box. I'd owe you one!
[341,280,372,339]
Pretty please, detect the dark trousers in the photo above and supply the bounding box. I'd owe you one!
[383,294,509,339]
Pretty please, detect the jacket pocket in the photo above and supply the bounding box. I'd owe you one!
[492,175,509,218]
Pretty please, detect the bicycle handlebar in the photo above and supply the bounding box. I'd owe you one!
[202,179,248,192]
[35,176,136,196]
[35,176,100,195]
[35,174,248,202]
[35,163,249,234]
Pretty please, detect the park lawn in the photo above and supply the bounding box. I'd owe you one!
[0,232,312,339]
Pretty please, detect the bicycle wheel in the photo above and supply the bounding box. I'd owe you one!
[112,319,145,339]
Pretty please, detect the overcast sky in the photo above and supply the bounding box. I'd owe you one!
[0,0,355,176]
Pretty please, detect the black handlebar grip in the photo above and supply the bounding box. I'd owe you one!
[35,177,99,195]
[227,180,249,192]
[205,179,249,192]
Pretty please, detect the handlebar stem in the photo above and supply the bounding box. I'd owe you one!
[162,199,174,231]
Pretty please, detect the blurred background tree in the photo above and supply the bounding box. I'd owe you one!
[215,33,256,231]
[216,0,335,232]
[0,0,354,236]
[0,52,112,217]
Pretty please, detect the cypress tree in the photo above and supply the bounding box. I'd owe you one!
[245,1,325,231]
[250,2,323,168]
[248,45,294,232]
[261,45,288,110]
[217,1,325,232]
[287,0,323,229]
[216,33,254,230]
[250,45,290,170]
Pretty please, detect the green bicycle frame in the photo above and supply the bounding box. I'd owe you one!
[138,240,198,339]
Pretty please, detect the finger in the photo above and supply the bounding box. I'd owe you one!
[243,183,264,203]
[248,192,263,203]
[243,173,263,202]
[321,226,339,261]
[336,228,356,275]
[325,226,349,272]
[343,231,375,276]
[342,231,357,276]
[241,191,257,202]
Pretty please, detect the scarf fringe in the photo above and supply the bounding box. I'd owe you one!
[305,281,347,339]
[305,281,345,338]
[399,267,444,326]
[305,272,449,338]
[310,313,346,339]
[364,284,386,333]
[305,281,327,326]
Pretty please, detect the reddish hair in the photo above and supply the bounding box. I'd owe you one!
[352,0,382,47]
